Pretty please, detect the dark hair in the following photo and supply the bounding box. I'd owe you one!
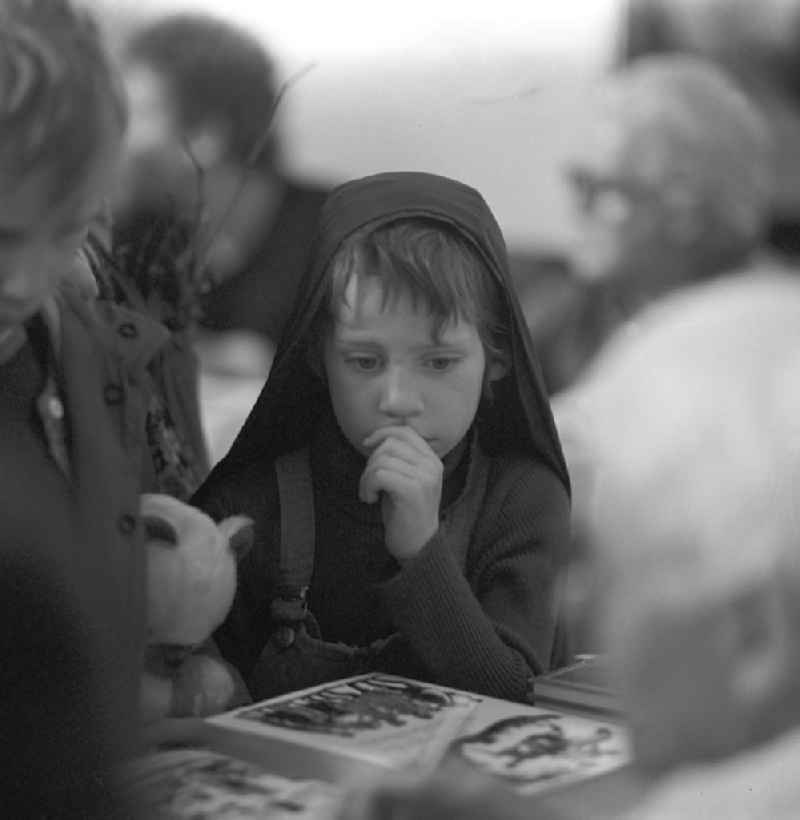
[323,218,508,362]
[125,13,278,169]
[0,0,127,204]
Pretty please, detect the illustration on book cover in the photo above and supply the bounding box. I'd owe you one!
[448,711,627,793]
[212,673,482,770]
[119,748,342,819]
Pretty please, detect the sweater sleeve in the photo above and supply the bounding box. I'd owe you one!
[380,457,570,703]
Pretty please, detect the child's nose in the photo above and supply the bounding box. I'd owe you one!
[378,367,423,419]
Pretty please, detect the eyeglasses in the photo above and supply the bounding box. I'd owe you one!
[566,165,661,225]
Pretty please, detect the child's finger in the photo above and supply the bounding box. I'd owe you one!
[358,458,418,503]
[366,444,441,489]
[368,436,432,469]
[363,425,434,456]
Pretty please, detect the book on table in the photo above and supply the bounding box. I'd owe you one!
[121,671,631,818]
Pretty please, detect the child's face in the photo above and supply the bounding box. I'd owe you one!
[322,276,488,459]
[0,138,120,330]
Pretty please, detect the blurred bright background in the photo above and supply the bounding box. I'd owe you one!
[88,0,625,255]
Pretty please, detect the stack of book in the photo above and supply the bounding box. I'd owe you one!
[534,655,623,717]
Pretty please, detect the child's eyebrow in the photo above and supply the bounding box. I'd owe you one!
[332,338,384,352]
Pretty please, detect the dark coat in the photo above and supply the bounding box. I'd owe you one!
[0,283,206,761]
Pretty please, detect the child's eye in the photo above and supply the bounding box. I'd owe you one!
[347,355,381,372]
[425,356,458,372]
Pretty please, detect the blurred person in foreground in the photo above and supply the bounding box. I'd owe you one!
[558,269,800,816]
[0,0,155,814]
[338,269,800,819]
[524,53,773,394]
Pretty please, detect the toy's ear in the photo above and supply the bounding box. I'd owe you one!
[142,515,179,546]
[218,515,254,561]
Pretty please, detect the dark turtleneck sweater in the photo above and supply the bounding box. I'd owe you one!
[308,411,470,647]
[199,404,570,703]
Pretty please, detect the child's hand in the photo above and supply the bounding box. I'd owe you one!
[359,426,443,561]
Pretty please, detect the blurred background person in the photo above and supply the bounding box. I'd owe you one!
[111,11,329,463]
[619,0,800,259]
[523,53,774,394]
[115,12,328,351]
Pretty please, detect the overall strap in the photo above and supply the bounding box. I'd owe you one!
[271,448,315,636]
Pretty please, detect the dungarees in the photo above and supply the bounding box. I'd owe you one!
[249,449,419,699]
[247,445,570,700]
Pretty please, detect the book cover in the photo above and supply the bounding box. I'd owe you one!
[208,672,482,772]
[446,707,629,795]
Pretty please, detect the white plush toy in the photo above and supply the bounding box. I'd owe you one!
[139,493,253,724]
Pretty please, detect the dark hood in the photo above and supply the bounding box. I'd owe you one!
[203,171,570,496]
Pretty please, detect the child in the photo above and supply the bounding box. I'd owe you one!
[524,53,773,393]
[193,171,572,703]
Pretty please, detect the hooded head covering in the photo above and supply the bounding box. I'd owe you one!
[205,172,570,495]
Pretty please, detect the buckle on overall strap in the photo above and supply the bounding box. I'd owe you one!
[270,587,309,649]
[272,624,297,650]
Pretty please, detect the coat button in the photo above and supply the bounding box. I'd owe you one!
[118,322,138,339]
[117,513,137,535]
[46,396,64,419]
[103,383,124,405]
